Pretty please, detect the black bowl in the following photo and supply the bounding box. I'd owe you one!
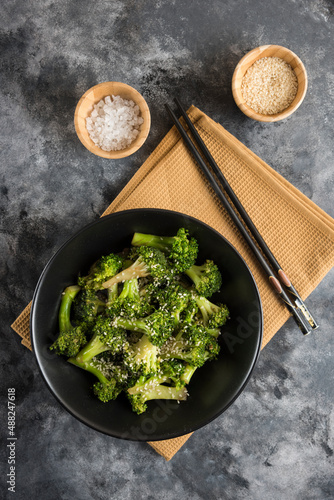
[31,208,263,441]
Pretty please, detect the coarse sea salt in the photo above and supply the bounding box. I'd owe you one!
[86,95,144,151]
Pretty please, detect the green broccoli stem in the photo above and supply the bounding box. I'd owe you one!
[194,295,217,324]
[171,311,182,327]
[184,265,202,289]
[207,328,220,338]
[142,385,188,401]
[128,373,169,395]
[181,364,198,385]
[75,334,110,363]
[161,339,193,363]
[59,285,81,333]
[68,357,108,385]
[106,283,118,306]
[119,278,140,301]
[128,384,188,414]
[114,317,148,334]
[194,295,218,311]
[102,258,149,288]
[131,233,175,253]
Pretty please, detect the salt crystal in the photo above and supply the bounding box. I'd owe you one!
[86,95,144,151]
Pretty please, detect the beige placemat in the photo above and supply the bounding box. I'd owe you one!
[11,106,334,461]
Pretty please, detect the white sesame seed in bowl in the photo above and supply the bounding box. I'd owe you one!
[232,45,308,122]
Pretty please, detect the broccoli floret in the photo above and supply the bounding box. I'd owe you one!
[107,278,153,319]
[93,380,119,402]
[127,364,188,414]
[127,360,185,393]
[50,327,87,358]
[161,326,207,367]
[50,285,87,357]
[184,260,222,298]
[117,309,176,377]
[160,324,220,367]
[68,357,123,402]
[72,288,106,324]
[193,294,229,328]
[114,310,174,347]
[128,386,188,415]
[202,332,221,361]
[93,355,135,388]
[155,283,191,327]
[181,297,199,324]
[160,359,186,389]
[102,246,172,288]
[124,334,159,376]
[75,316,128,364]
[79,253,124,290]
[131,228,198,272]
[138,282,158,307]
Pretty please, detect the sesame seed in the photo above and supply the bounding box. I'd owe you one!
[241,56,298,115]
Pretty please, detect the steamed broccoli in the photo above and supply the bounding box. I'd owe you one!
[106,283,119,308]
[50,285,87,357]
[181,297,199,324]
[193,294,229,328]
[68,357,124,402]
[127,361,188,414]
[160,359,187,389]
[128,386,188,415]
[75,316,128,364]
[124,333,159,376]
[79,253,124,290]
[116,310,175,376]
[72,288,106,324]
[131,228,198,272]
[126,362,179,396]
[160,324,220,367]
[181,363,198,385]
[107,278,153,319]
[155,283,191,327]
[102,246,172,288]
[184,260,222,298]
[51,227,229,414]
[114,310,174,347]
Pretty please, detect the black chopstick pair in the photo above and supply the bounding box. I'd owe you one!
[165,98,318,335]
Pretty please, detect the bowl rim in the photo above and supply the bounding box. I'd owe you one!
[74,81,151,159]
[30,208,263,441]
[232,44,308,122]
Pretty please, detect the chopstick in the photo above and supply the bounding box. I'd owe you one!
[172,98,319,333]
[165,99,318,335]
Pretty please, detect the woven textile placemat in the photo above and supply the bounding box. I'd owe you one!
[11,106,334,460]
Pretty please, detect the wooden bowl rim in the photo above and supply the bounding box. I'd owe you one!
[74,82,151,159]
[231,45,308,122]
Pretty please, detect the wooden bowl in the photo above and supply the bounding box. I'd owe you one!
[232,45,307,122]
[74,82,151,158]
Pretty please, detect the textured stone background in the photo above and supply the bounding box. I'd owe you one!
[1,1,333,499]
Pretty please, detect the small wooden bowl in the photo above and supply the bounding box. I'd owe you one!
[232,45,307,122]
[74,82,151,158]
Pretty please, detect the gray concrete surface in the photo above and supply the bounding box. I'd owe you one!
[1,1,333,499]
